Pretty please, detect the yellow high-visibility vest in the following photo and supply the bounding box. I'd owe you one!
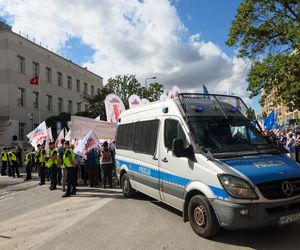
[9,152,17,162]
[1,152,8,161]
[63,148,74,168]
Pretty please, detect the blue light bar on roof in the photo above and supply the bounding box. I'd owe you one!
[195,105,205,111]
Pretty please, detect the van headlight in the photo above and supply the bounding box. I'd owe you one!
[218,174,258,199]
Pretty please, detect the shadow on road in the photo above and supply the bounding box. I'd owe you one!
[212,223,300,249]
[76,187,126,199]
[127,192,300,249]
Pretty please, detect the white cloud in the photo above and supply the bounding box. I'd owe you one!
[0,0,250,99]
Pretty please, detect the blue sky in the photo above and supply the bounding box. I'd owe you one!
[0,0,261,113]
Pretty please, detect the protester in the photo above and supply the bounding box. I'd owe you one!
[101,141,114,189]
[286,132,296,160]
[57,138,65,187]
[85,148,100,187]
[295,132,300,163]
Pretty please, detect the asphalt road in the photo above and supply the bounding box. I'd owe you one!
[1,175,300,250]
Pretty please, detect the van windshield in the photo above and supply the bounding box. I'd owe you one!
[189,117,281,158]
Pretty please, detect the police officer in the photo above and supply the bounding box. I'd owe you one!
[62,141,76,197]
[8,147,20,178]
[37,144,46,185]
[46,142,59,190]
[1,147,8,176]
[24,148,33,181]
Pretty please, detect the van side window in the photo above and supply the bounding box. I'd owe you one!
[164,119,187,150]
[133,120,160,155]
[116,123,134,150]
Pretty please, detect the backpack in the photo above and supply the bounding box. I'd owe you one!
[101,149,112,163]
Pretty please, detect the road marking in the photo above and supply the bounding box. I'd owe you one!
[0,195,114,250]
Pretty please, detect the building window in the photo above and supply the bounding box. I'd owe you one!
[58,97,63,113]
[46,67,52,83]
[77,102,81,113]
[33,61,39,76]
[33,91,39,109]
[68,100,73,114]
[97,88,100,94]
[84,82,88,95]
[57,72,62,86]
[18,122,26,141]
[17,55,25,74]
[67,76,72,90]
[17,88,25,107]
[46,95,52,111]
[76,79,80,92]
[85,104,88,111]
[91,85,95,96]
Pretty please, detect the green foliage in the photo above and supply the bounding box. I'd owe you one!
[246,107,256,120]
[46,112,71,139]
[227,0,300,109]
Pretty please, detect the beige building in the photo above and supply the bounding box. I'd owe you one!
[0,21,103,146]
[261,88,299,125]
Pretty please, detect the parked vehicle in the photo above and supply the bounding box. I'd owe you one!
[115,93,300,238]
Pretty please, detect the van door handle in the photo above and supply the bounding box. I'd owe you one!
[161,158,168,163]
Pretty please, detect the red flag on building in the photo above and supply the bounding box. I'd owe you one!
[29,76,39,85]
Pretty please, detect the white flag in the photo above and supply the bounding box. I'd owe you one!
[55,128,66,148]
[128,94,141,109]
[65,130,71,141]
[73,130,101,159]
[27,121,47,141]
[104,94,126,123]
[47,127,54,142]
[160,93,168,100]
[141,98,150,105]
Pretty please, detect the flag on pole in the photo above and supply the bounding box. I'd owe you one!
[263,111,278,130]
[29,76,39,85]
[26,121,47,141]
[74,129,101,158]
[55,128,66,148]
[203,84,209,99]
[65,130,71,141]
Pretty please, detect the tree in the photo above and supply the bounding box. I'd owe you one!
[81,74,165,119]
[46,112,71,139]
[226,0,300,109]
[246,107,256,120]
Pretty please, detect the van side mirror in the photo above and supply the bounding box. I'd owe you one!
[172,138,194,160]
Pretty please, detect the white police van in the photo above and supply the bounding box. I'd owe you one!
[115,93,300,238]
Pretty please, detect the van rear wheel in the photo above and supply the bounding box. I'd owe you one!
[121,173,135,198]
[188,195,220,238]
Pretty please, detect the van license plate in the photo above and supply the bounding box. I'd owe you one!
[278,213,300,225]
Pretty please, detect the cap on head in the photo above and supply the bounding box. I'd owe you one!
[64,141,70,145]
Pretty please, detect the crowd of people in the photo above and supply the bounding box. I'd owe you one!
[0,139,117,198]
[264,127,300,163]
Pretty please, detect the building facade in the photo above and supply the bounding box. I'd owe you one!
[0,22,103,146]
[261,88,300,125]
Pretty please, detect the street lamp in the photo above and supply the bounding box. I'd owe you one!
[144,76,157,88]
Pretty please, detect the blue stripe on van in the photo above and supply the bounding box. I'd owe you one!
[116,159,229,199]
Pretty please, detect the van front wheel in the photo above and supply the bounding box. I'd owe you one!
[121,173,135,198]
[188,195,220,238]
